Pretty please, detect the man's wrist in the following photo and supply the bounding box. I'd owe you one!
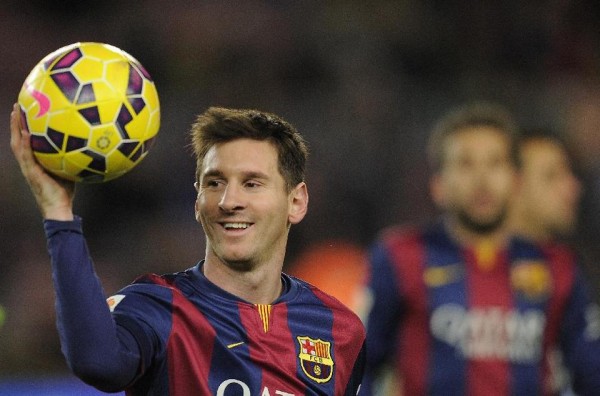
[42,206,74,221]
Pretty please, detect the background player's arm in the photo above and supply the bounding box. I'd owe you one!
[363,241,404,395]
[560,269,600,394]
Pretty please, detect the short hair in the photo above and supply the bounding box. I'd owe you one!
[426,102,519,172]
[190,107,309,191]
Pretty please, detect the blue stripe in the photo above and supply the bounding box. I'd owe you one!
[176,273,263,393]
[424,224,467,395]
[286,281,337,395]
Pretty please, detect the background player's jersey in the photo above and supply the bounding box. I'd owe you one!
[363,221,600,396]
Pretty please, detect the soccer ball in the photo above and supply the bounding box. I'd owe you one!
[18,42,160,183]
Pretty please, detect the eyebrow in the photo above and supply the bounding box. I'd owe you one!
[200,169,270,180]
[201,169,224,180]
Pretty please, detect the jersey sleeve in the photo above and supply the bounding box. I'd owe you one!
[107,276,177,378]
[45,218,142,392]
[362,239,404,395]
[559,268,600,394]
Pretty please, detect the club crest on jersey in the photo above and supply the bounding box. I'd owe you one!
[297,336,334,383]
[511,260,552,300]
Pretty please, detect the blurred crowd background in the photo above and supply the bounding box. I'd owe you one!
[2,0,600,389]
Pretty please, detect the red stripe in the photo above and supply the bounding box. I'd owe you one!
[239,303,306,394]
[385,229,429,395]
[464,248,511,396]
[541,243,576,396]
[166,282,214,395]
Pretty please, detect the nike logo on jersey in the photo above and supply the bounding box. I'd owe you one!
[227,341,245,349]
[424,263,463,287]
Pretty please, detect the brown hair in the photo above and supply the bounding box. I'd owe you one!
[426,102,519,172]
[190,107,309,191]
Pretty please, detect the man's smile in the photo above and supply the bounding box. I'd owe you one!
[221,222,253,230]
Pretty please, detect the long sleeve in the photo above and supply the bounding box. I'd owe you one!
[560,269,600,395]
[45,217,141,392]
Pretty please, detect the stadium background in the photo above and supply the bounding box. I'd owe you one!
[1,1,600,394]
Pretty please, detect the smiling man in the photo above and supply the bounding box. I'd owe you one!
[10,105,366,395]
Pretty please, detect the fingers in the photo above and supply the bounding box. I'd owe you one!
[9,103,24,154]
[10,103,33,158]
[9,103,76,220]
[10,103,39,177]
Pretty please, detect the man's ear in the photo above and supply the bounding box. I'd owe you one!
[194,182,201,223]
[429,173,445,209]
[288,182,308,225]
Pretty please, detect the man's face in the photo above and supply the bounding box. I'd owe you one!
[517,140,581,237]
[195,138,307,271]
[432,127,516,234]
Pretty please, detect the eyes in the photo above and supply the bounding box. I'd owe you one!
[448,155,510,172]
[202,178,263,190]
[197,169,274,195]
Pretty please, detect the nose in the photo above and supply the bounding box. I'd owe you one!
[218,184,245,212]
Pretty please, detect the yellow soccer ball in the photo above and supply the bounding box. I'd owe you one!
[18,42,160,183]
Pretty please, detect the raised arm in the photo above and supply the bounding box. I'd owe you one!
[10,104,142,391]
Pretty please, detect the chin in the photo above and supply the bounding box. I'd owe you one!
[459,211,506,234]
[221,256,254,272]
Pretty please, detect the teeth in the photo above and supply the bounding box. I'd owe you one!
[224,223,249,229]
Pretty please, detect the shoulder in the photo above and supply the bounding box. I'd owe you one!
[371,222,445,268]
[109,270,192,309]
[375,221,448,250]
[369,224,424,266]
[378,224,422,246]
[288,275,365,330]
[510,237,581,298]
[511,237,578,271]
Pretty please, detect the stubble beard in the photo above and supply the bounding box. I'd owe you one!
[456,207,507,235]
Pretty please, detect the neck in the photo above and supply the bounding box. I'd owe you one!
[202,255,284,304]
[445,216,509,248]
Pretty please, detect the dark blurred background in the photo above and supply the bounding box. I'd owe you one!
[2,0,600,389]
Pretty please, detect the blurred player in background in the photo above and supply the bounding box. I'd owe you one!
[509,129,597,395]
[509,129,582,243]
[363,103,600,395]
[10,104,366,395]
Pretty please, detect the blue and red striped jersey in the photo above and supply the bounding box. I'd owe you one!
[45,218,365,396]
[363,220,600,396]
[110,265,366,395]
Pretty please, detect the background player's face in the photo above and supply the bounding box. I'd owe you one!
[195,138,307,270]
[432,127,516,234]
[515,139,581,237]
